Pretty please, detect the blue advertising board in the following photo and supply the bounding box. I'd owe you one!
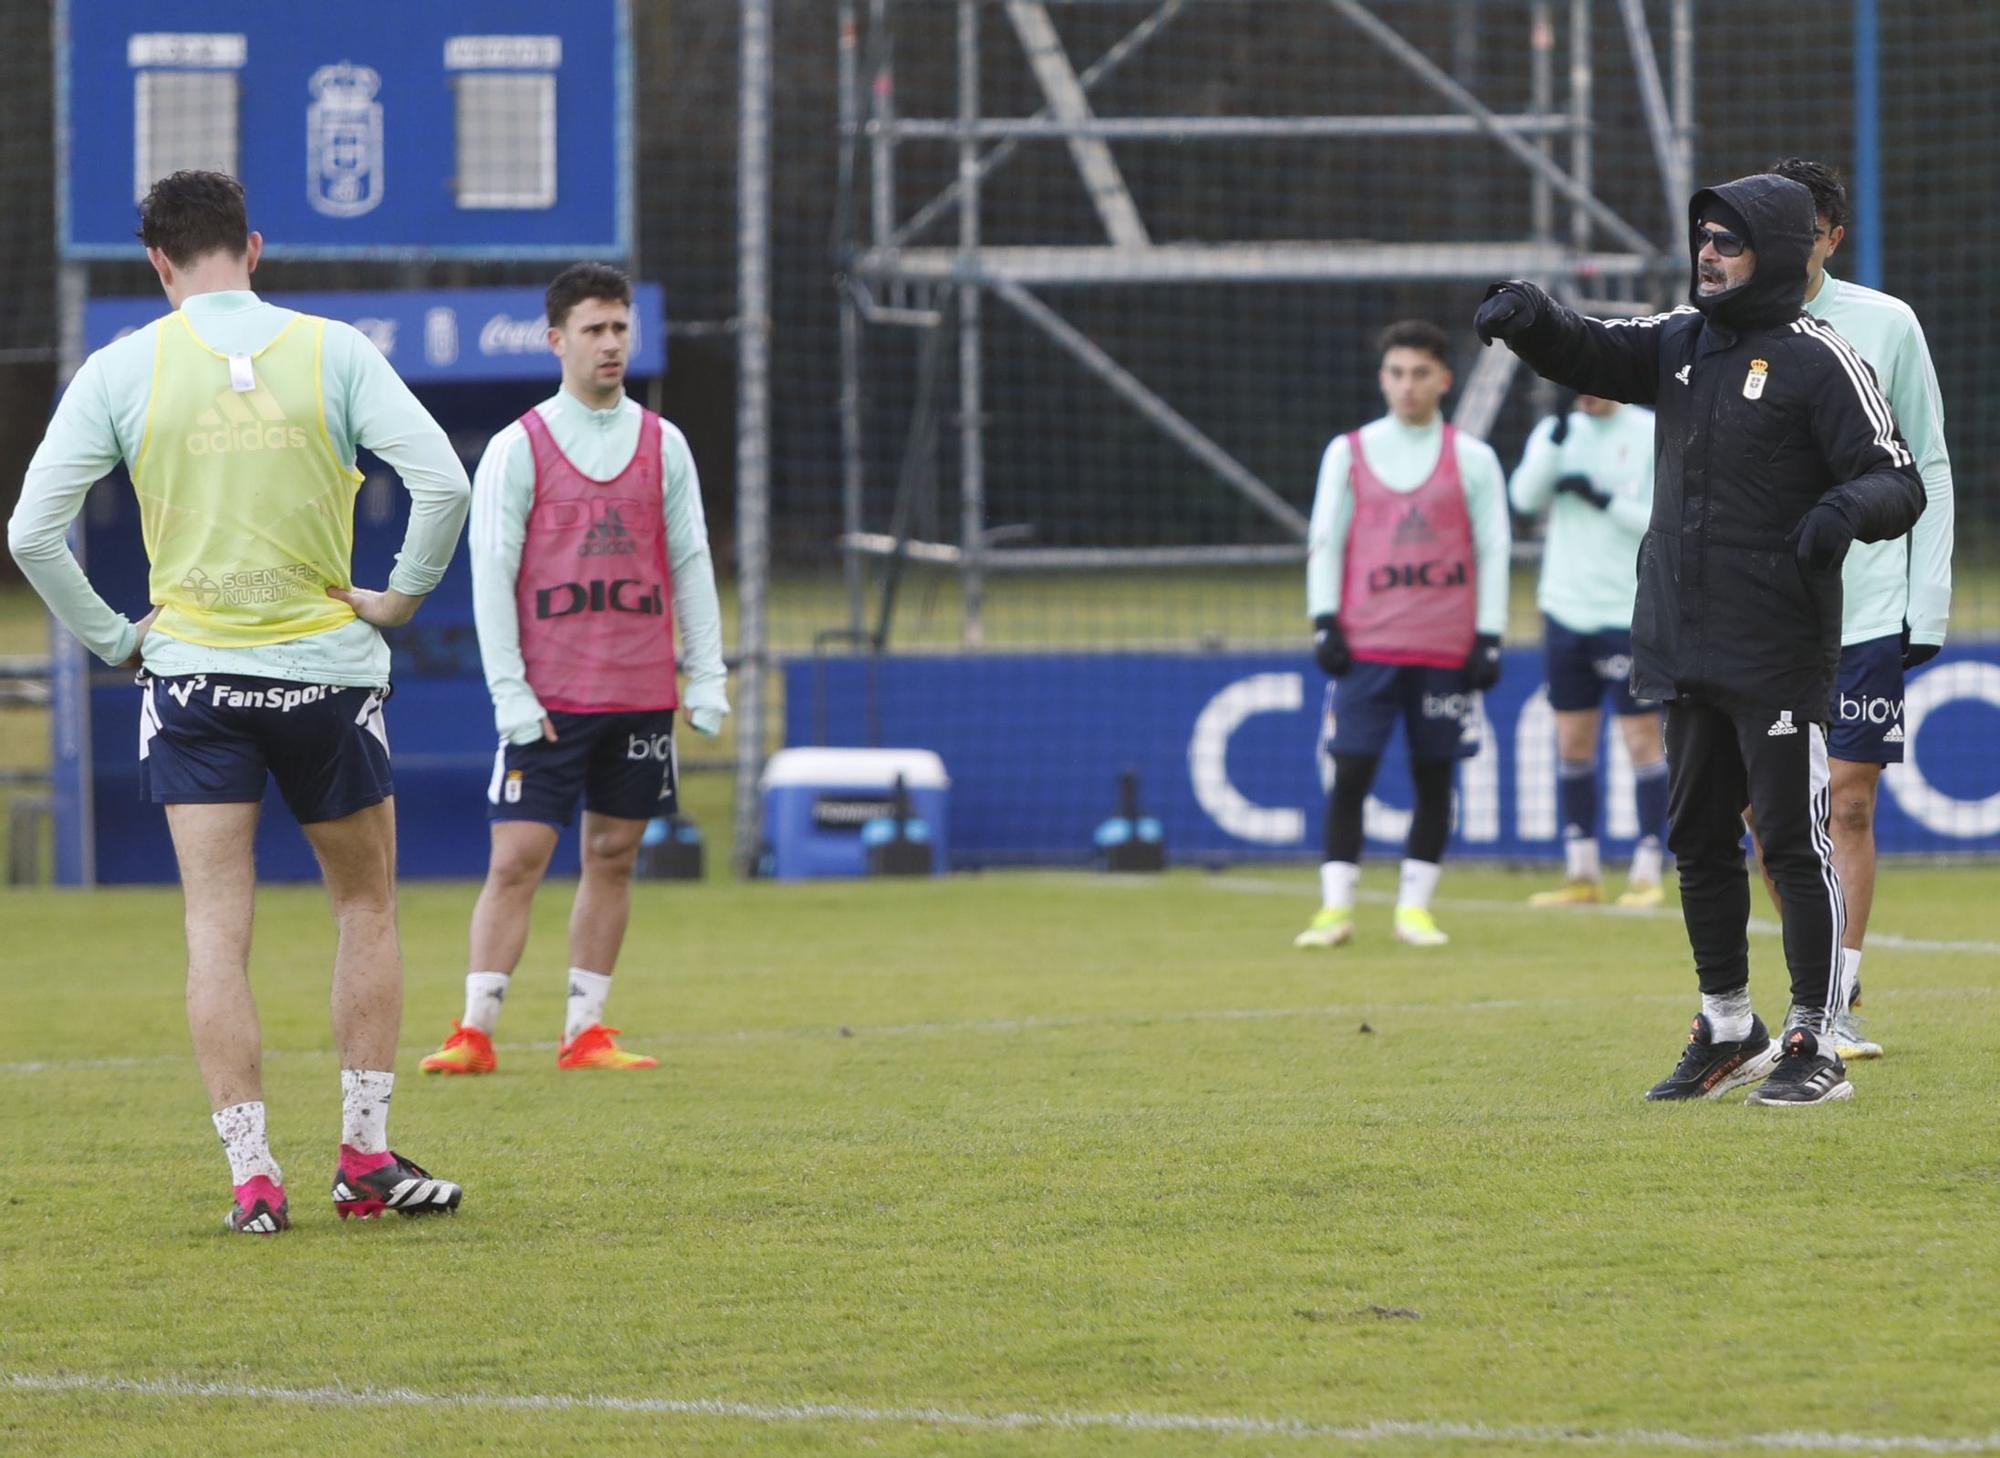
[85,285,667,385]
[59,0,630,258]
[53,637,2000,884]
[785,650,2000,865]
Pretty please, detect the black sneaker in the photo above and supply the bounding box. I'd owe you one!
[1644,1013,1779,1101]
[1745,1026,1853,1107]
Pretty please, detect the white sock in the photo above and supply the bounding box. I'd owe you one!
[1397,858,1441,912]
[1564,836,1602,884]
[1839,947,1864,1010]
[212,1101,281,1186]
[1319,861,1359,913]
[340,1070,394,1155]
[1700,988,1755,1043]
[1629,839,1663,886]
[463,971,510,1034]
[564,968,614,1044]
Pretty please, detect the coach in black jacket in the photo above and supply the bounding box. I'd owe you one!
[1475,173,1925,1108]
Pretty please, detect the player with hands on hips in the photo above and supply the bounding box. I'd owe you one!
[7,171,473,1232]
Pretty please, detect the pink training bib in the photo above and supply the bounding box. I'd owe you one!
[1339,425,1477,668]
[514,406,679,714]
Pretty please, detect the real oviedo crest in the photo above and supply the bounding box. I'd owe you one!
[307,64,385,219]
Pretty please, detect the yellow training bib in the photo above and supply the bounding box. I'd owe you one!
[130,311,365,648]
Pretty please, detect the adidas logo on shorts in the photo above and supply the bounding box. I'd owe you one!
[1767,710,1798,737]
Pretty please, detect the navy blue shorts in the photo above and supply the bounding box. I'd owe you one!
[1828,633,1905,764]
[1543,615,1657,716]
[138,673,393,824]
[488,709,679,826]
[1324,662,1479,763]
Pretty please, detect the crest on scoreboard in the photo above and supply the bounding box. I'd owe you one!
[306,64,385,219]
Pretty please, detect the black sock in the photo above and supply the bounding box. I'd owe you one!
[1325,752,1381,864]
[1406,759,1455,864]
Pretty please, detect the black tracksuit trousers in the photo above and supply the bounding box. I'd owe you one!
[1665,699,1849,1027]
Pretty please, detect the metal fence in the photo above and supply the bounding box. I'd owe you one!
[2,0,1996,867]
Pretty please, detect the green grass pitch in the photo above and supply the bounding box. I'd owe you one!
[4,846,1999,1456]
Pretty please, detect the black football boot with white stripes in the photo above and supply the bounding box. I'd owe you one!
[1644,1013,1779,1101]
[225,1175,290,1235]
[332,1146,464,1219]
[1745,1025,1854,1107]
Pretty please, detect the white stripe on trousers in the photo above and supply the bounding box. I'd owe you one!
[138,679,160,762]
[1806,724,1850,1030]
[357,689,390,754]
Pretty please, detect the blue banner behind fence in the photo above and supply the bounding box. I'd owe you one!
[785,650,2000,866]
[84,285,666,385]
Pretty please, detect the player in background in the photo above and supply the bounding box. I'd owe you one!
[1745,159,1954,1061]
[1296,320,1511,949]
[1509,394,1668,908]
[5,171,471,1232]
[419,264,727,1076]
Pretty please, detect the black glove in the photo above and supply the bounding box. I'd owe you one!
[1788,500,1857,573]
[1553,473,1612,511]
[1474,281,1541,345]
[1465,633,1502,691]
[1313,614,1352,678]
[1902,624,1940,669]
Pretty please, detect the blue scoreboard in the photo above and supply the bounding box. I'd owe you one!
[58,0,631,259]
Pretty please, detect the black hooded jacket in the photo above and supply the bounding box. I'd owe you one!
[1484,174,1926,719]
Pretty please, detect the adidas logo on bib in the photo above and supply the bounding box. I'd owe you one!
[184,385,309,457]
[1767,710,1798,737]
[579,505,638,558]
[1883,723,1905,744]
[1390,504,1435,547]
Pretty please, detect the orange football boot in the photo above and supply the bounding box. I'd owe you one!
[556,1024,657,1070]
[419,1021,497,1075]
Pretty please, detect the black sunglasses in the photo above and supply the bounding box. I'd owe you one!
[1694,223,1748,258]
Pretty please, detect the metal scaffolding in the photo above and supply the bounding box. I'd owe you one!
[831,0,1697,646]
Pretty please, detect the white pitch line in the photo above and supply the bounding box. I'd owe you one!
[4,872,1993,1077]
[0,998,1666,1076]
[6,981,1998,1078]
[1204,877,2000,956]
[0,1041,558,1076]
[6,1373,1999,1453]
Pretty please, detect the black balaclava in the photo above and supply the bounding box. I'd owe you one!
[1687,173,1816,331]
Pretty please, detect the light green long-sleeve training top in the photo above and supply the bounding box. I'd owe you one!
[6,290,471,685]
[469,389,727,745]
[1804,272,1953,647]
[1305,413,1512,637]
[1508,404,1656,634]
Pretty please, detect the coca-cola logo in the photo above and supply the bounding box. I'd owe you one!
[479,313,554,356]
[351,317,398,356]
